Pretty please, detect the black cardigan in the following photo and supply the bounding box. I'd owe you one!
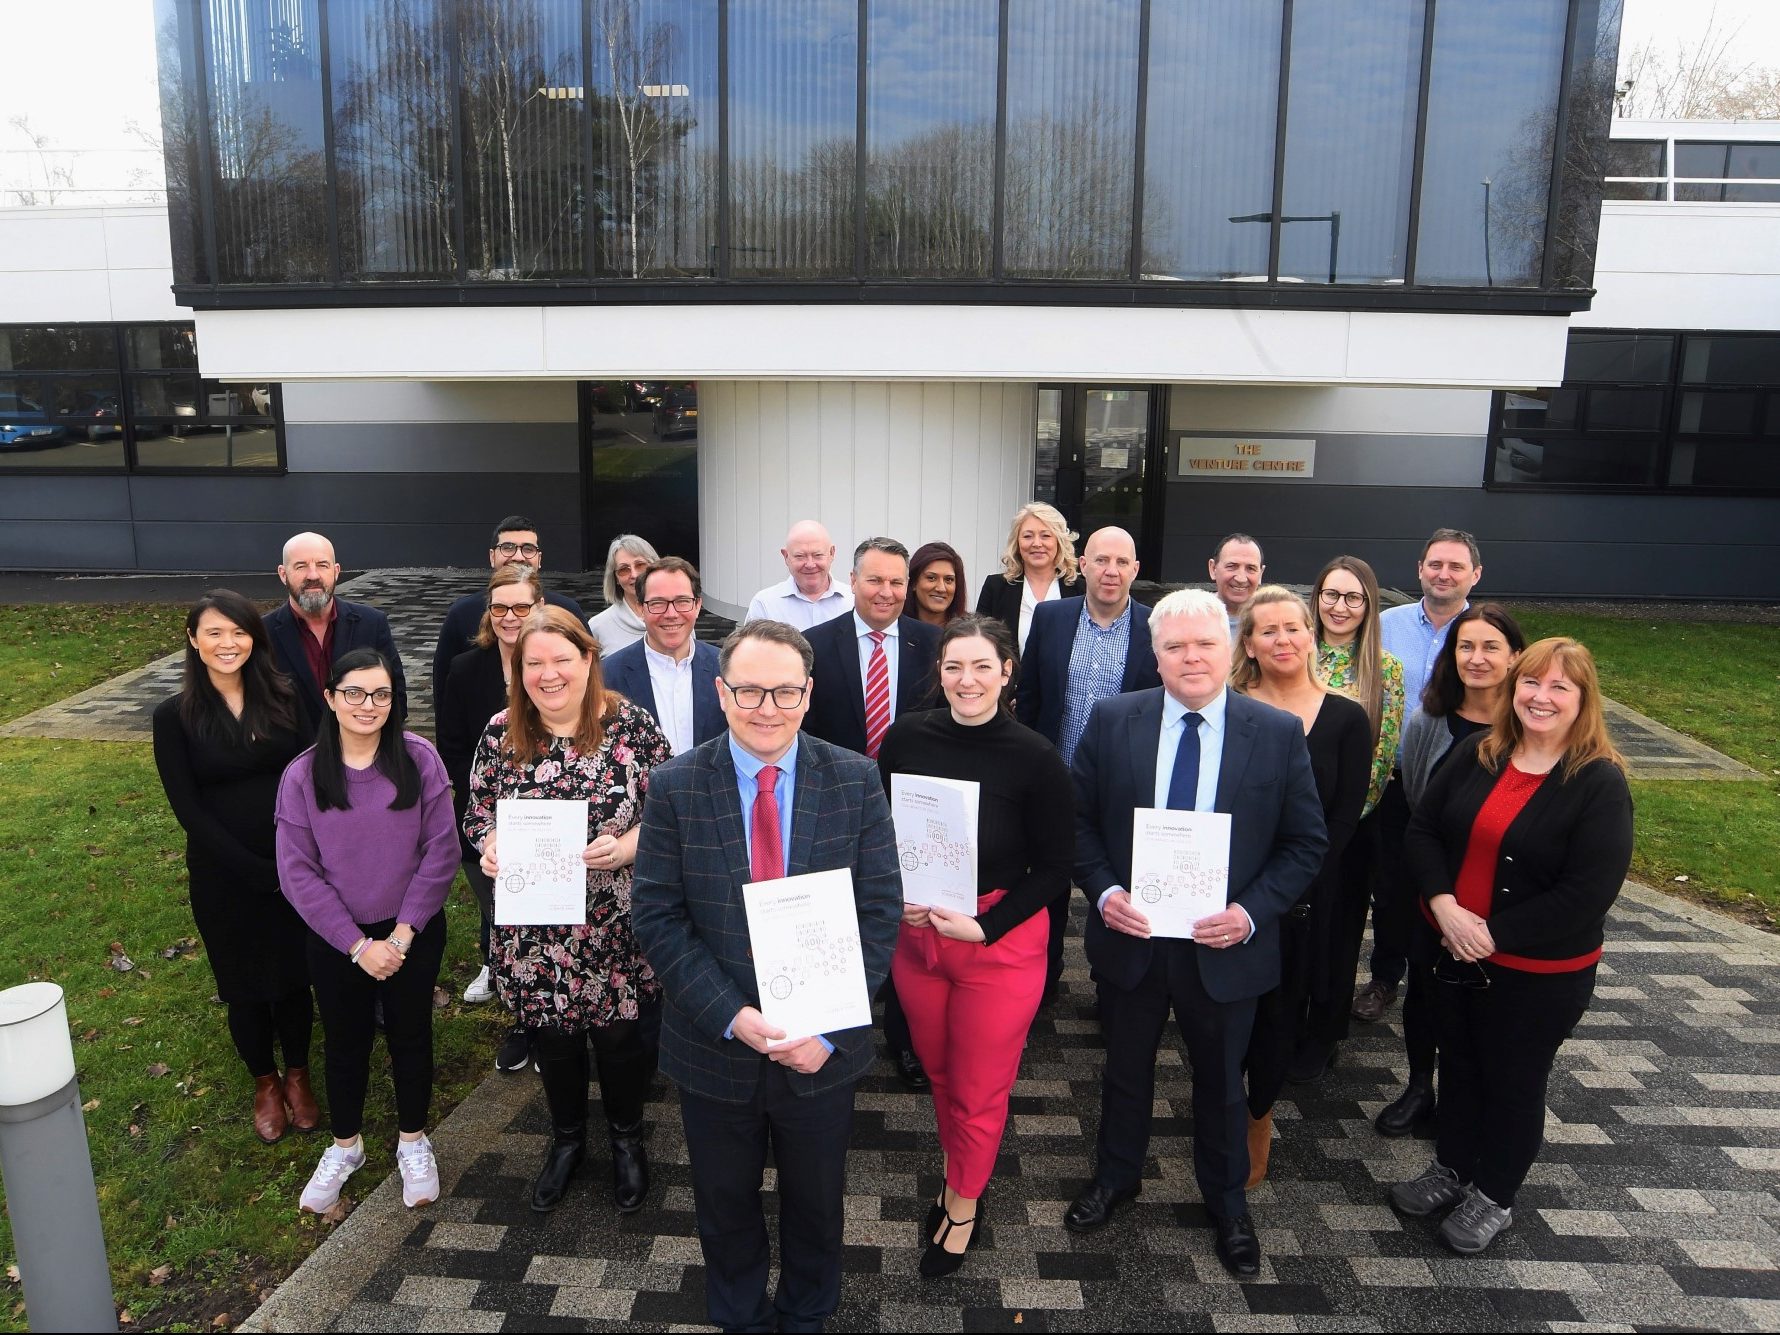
[436,644,510,858]
[1404,732,1634,964]
[975,571,1085,632]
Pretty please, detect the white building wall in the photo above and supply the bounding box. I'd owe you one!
[0,205,181,323]
[697,381,1035,616]
[1577,201,1780,332]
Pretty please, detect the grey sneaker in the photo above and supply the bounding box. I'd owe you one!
[1389,1160,1467,1217]
[1439,1185,1513,1254]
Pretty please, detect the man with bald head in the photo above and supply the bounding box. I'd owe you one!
[263,531,407,737]
[1017,526,1162,1000]
[744,520,853,630]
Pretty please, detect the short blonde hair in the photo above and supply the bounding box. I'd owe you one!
[1229,586,1321,694]
[999,502,1079,584]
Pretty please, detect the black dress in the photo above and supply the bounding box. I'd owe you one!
[1301,693,1375,1003]
[151,696,309,1004]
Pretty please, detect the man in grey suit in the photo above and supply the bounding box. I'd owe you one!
[1062,589,1327,1280]
[633,620,902,1333]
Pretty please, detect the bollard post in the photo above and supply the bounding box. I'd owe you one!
[0,981,119,1332]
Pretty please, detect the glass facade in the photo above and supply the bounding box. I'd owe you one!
[156,0,1619,303]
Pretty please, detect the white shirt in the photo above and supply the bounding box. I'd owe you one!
[744,575,853,631]
[851,612,900,716]
[643,640,697,755]
[1017,576,1064,650]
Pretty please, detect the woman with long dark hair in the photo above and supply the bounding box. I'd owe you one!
[904,541,969,627]
[877,613,1074,1277]
[153,589,316,1144]
[276,649,459,1215]
[465,607,673,1216]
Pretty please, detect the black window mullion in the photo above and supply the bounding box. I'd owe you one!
[582,0,597,279]
[991,0,1009,281]
[1401,0,1437,286]
[317,0,342,284]
[1266,0,1292,282]
[1539,0,1584,290]
[855,0,868,283]
[188,0,222,291]
[1128,0,1152,283]
[447,1,467,283]
[716,0,730,279]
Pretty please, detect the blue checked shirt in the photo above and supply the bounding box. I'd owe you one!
[1057,600,1134,766]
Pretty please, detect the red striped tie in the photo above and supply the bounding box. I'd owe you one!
[863,630,890,758]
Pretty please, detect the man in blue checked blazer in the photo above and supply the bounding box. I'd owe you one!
[633,619,902,1334]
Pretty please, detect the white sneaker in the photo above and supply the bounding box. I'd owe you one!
[397,1133,440,1208]
[299,1139,365,1213]
[462,965,494,1004]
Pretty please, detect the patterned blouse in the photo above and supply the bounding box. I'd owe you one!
[1316,642,1406,816]
[464,697,672,1032]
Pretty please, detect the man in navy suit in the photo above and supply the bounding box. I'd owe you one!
[262,531,406,738]
[633,620,902,1333]
[600,557,723,755]
[1015,526,1161,998]
[1062,589,1326,1280]
[801,536,940,1091]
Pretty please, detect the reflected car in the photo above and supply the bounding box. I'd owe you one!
[1493,437,1544,483]
[58,390,125,441]
[625,381,670,413]
[0,394,69,449]
[652,388,699,440]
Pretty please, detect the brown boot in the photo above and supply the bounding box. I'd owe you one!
[1245,1111,1273,1189]
[253,1073,289,1144]
[284,1066,321,1133]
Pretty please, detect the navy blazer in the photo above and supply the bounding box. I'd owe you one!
[1072,687,1328,1003]
[601,638,725,752]
[801,613,941,757]
[631,732,904,1104]
[1015,596,1161,746]
[263,597,407,740]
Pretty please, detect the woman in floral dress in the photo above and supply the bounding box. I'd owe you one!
[465,606,672,1216]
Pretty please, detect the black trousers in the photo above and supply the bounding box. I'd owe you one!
[1364,778,1413,990]
[1402,959,1437,1081]
[531,1006,658,1131]
[679,1063,855,1334]
[226,989,314,1078]
[306,914,446,1139]
[878,973,912,1056]
[1095,941,1256,1221]
[1433,961,1595,1207]
[1045,892,1070,995]
[461,857,495,965]
[1245,907,1312,1118]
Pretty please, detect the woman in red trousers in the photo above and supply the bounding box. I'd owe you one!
[877,614,1074,1278]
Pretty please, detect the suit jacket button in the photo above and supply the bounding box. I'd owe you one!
[746,947,753,959]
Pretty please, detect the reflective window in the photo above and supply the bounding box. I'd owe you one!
[1279,0,1423,284]
[590,0,719,277]
[1669,440,1780,489]
[1565,332,1672,383]
[1604,140,1665,177]
[585,380,699,560]
[1551,0,1618,288]
[864,0,998,277]
[1415,0,1567,287]
[1682,334,1780,385]
[1679,391,1759,436]
[330,0,458,279]
[0,327,117,371]
[1141,0,1281,281]
[1003,0,1140,279]
[1491,434,1660,486]
[1603,181,1664,201]
[1674,141,1780,180]
[155,0,211,283]
[727,0,858,278]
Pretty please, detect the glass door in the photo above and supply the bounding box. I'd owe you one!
[1032,385,1162,566]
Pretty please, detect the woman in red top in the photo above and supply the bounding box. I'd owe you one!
[1387,638,1632,1256]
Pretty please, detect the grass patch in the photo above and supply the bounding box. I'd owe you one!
[0,604,190,726]
[1628,778,1780,927]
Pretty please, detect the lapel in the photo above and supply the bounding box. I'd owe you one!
[838,619,868,738]
[693,644,721,740]
[1122,602,1154,689]
[1126,690,1164,809]
[335,601,359,649]
[704,738,756,888]
[894,619,927,716]
[1215,689,1259,814]
[627,651,659,719]
[271,608,321,697]
[786,735,823,875]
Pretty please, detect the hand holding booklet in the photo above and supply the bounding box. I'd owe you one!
[494,798,589,925]
[889,774,979,914]
[742,868,872,1042]
[1128,807,1232,939]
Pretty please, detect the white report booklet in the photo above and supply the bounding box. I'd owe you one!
[742,868,872,1042]
[1129,807,1232,939]
[494,798,588,926]
[890,773,980,914]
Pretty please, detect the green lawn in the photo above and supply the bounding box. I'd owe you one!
[0,604,190,725]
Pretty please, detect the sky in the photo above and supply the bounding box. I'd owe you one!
[0,0,1775,205]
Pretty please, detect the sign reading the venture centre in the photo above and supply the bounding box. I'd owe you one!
[1179,437,1316,479]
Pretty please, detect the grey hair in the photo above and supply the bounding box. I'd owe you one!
[1149,588,1231,649]
[851,536,910,572]
[601,533,661,605]
[720,619,815,677]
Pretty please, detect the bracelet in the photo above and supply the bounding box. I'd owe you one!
[387,934,411,956]
[348,936,370,963]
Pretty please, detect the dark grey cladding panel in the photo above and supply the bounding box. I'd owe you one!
[283,422,579,474]
[0,475,133,522]
[1158,482,1780,599]
[0,521,137,570]
[126,472,580,528]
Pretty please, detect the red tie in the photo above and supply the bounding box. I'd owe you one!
[750,765,784,882]
[864,630,890,758]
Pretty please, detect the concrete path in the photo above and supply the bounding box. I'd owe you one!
[241,882,1780,1333]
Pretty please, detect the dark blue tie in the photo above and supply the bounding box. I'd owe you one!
[1165,712,1205,811]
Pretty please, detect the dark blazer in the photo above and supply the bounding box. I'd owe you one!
[974,571,1084,632]
[436,644,509,859]
[264,597,407,739]
[1072,687,1328,1002]
[601,638,725,751]
[431,587,584,708]
[1016,596,1161,746]
[631,733,904,1104]
[1404,732,1634,963]
[802,613,942,756]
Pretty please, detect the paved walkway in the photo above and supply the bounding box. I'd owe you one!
[241,881,1780,1333]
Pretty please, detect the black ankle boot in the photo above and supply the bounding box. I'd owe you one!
[609,1119,649,1214]
[532,1041,591,1212]
[531,1125,586,1212]
[1375,1077,1437,1137]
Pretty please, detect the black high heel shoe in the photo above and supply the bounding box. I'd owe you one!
[919,1204,982,1279]
[922,1194,945,1242]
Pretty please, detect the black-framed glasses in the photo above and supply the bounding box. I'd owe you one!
[490,601,536,620]
[333,685,394,707]
[1318,588,1368,609]
[494,541,541,558]
[1433,955,1490,989]
[721,679,810,709]
[642,596,699,615]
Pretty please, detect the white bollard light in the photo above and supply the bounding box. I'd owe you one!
[0,982,119,1331]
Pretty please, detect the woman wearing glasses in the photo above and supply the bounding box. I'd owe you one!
[465,607,673,1215]
[587,533,661,657]
[438,566,545,1073]
[275,649,460,1215]
[1389,638,1631,1256]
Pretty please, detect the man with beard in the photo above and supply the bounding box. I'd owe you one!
[264,531,407,738]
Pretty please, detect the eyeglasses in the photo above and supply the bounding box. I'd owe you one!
[494,542,542,558]
[1433,955,1490,989]
[1318,589,1368,609]
[642,596,699,615]
[333,686,394,707]
[490,602,536,620]
[721,679,810,709]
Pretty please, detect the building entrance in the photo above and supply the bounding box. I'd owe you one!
[1033,386,1167,568]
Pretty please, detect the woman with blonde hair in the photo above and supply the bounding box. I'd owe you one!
[587,533,661,656]
[1229,587,1371,1182]
[974,502,1083,650]
[466,607,673,1216]
[1389,638,1631,1256]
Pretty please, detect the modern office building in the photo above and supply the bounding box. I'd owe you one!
[2,0,1774,602]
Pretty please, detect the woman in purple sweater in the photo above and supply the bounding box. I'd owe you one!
[276,648,460,1216]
